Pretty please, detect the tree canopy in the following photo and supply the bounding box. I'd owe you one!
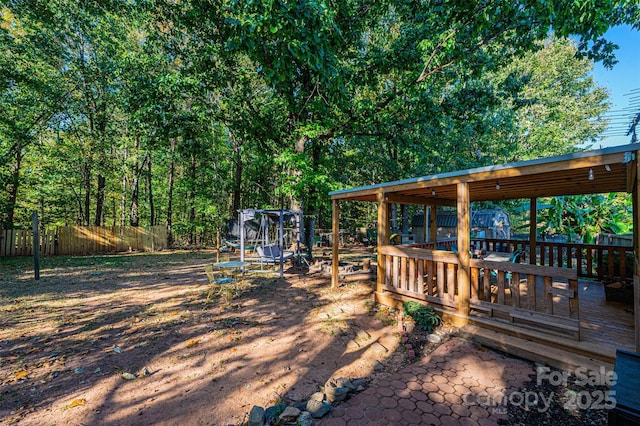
[1,0,637,244]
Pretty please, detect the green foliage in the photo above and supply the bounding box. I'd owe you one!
[403,301,441,333]
[538,193,632,243]
[0,0,636,242]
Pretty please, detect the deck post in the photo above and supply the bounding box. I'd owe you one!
[429,204,437,243]
[634,158,640,352]
[456,182,470,326]
[377,191,389,294]
[423,205,428,242]
[331,199,340,288]
[530,198,537,265]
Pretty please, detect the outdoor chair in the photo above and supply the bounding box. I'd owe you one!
[489,249,525,287]
[256,244,294,265]
[204,264,236,302]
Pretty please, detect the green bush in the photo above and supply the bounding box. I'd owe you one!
[402,301,440,333]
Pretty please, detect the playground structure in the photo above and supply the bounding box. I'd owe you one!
[231,209,303,278]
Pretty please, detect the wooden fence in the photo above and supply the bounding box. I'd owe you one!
[0,226,167,257]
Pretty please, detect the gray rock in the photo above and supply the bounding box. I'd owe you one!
[298,411,313,426]
[278,406,301,424]
[294,401,307,411]
[248,406,265,426]
[427,334,442,343]
[264,403,286,425]
[324,377,353,402]
[351,378,367,390]
[335,377,354,389]
[306,400,332,418]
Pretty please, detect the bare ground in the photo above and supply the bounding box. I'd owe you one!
[0,248,413,425]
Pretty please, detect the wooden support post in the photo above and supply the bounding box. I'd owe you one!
[331,199,340,288]
[429,204,437,243]
[377,192,389,294]
[456,183,470,326]
[634,157,640,352]
[530,198,537,265]
[423,205,428,243]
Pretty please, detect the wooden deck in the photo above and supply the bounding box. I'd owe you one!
[468,278,634,364]
[577,279,634,353]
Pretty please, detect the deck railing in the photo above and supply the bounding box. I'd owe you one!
[379,244,580,340]
[469,258,579,340]
[414,238,631,281]
[470,238,632,281]
[379,245,459,309]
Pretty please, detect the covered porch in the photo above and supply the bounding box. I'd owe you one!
[329,144,640,363]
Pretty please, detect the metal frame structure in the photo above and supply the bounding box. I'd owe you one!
[237,209,302,278]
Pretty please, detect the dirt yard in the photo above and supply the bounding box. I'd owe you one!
[0,248,418,425]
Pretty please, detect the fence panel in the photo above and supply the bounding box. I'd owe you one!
[0,226,167,257]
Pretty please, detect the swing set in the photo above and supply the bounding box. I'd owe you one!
[234,209,303,278]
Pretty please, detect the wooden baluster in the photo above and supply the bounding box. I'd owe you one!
[608,248,615,278]
[569,279,579,320]
[408,258,416,292]
[437,262,445,298]
[393,256,399,288]
[597,247,604,279]
[576,247,583,277]
[497,271,505,305]
[447,263,456,300]
[527,275,536,310]
[470,267,479,301]
[483,269,491,302]
[400,256,407,290]
[511,272,520,308]
[544,276,553,314]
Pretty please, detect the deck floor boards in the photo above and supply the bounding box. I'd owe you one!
[479,278,634,353]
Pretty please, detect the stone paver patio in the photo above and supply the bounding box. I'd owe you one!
[317,337,535,425]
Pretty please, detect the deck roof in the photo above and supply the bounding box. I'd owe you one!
[330,144,639,204]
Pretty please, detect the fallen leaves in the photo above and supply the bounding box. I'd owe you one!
[121,367,150,381]
[3,370,30,383]
[62,398,86,410]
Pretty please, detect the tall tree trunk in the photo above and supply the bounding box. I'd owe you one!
[94,174,105,226]
[130,138,140,227]
[146,152,155,226]
[130,180,139,226]
[121,148,128,226]
[4,146,23,229]
[305,140,324,258]
[231,135,243,218]
[83,163,91,226]
[292,135,307,246]
[188,152,197,245]
[167,138,176,247]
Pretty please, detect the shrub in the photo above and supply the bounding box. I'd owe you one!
[402,301,440,333]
